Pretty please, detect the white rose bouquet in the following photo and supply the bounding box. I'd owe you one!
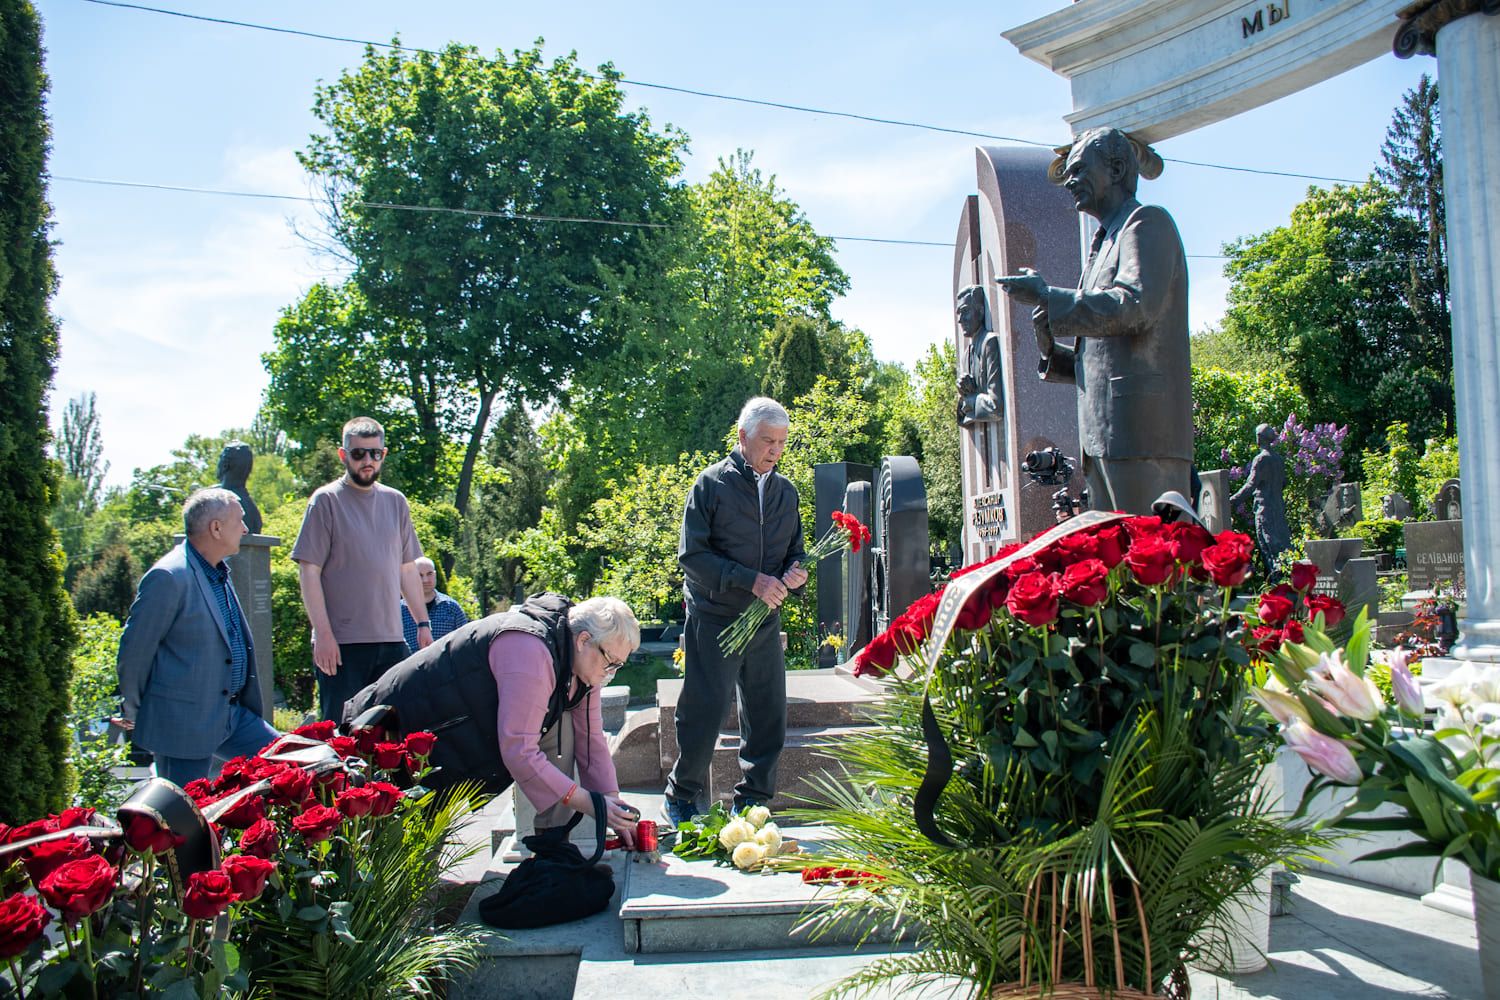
[670,802,796,871]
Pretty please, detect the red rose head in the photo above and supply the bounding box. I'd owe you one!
[221,855,276,903]
[1257,591,1295,626]
[1093,525,1128,569]
[214,793,267,831]
[366,781,404,817]
[853,630,897,677]
[182,778,217,805]
[23,834,93,884]
[1002,556,1041,582]
[1059,559,1110,608]
[327,735,359,758]
[182,869,237,920]
[1306,594,1346,628]
[123,814,186,856]
[1200,542,1252,587]
[1005,572,1060,627]
[1283,619,1306,644]
[292,720,337,742]
[373,742,406,771]
[1167,522,1215,566]
[269,767,313,806]
[292,805,343,845]
[1054,532,1100,564]
[1125,535,1176,586]
[403,732,437,758]
[238,818,280,859]
[37,854,116,924]
[1289,561,1319,593]
[335,787,379,819]
[54,808,97,831]
[954,592,992,631]
[0,891,51,958]
[352,727,381,756]
[1124,515,1165,539]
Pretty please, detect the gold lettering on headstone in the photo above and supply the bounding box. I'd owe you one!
[970,493,1008,540]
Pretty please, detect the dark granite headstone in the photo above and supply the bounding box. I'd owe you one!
[841,481,873,654]
[953,148,1081,563]
[1304,537,1377,622]
[1404,519,1465,592]
[1432,478,1462,521]
[813,462,873,665]
[1381,492,1414,521]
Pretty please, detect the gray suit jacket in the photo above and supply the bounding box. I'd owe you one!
[116,541,263,759]
[1038,199,1192,463]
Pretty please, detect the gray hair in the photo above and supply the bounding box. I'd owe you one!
[568,596,641,652]
[342,416,385,450]
[183,487,241,536]
[1074,127,1139,197]
[737,397,789,437]
[414,556,436,572]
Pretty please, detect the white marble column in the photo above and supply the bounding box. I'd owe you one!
[1439,12,1500,666]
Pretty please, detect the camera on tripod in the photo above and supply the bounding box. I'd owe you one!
[1021,447,1074,486]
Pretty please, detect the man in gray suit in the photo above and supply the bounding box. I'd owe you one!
[996,127,1192,515]
[116,487,278,785]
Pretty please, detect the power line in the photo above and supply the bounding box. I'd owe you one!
[52,173,1441,268]
[75,0,1364,186]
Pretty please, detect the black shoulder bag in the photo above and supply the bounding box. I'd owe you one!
[479,791,615,929]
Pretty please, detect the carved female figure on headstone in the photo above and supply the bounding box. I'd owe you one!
[1229,423,1291,578]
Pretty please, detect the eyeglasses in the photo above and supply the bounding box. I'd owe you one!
[347,447,386,461]
[595,642,627,677]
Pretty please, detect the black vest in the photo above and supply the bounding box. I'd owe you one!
[342,592,586,793]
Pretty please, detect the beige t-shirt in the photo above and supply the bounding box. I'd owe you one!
[290,479,422,644]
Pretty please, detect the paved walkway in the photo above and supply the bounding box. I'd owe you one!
[448,794,1481,999]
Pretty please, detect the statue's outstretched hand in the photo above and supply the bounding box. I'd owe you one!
[995,269,1047,306]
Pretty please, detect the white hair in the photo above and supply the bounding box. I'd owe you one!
[182,487,240,536]
[568,596,641,652]
[415,556,436,571]
[737,397,789,436]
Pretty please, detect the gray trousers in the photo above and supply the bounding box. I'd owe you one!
[1083,455,1191,517]
[666,611,786,807]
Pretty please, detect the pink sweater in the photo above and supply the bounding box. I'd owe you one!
[489,631,618,813]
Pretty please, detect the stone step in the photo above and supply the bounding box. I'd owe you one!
[656,668,885,776]
[619,825,905,954]
[707,724,876,813]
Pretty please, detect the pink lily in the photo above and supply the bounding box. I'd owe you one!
[1283,719,1364,785]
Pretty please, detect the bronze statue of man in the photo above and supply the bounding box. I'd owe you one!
[995,127,1192,515]
[216,442,263,535]
[1230,423,1291,577]
[955,284,1003,427]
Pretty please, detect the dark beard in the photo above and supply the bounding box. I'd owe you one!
[346,465,380,488]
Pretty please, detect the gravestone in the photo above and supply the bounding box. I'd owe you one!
[1197,469,1230,535]
[953,148,1081,564]
[1404,520,1465,593]
[1318,482,1362,538]
[841,481,873,654]
[1433,478,1462,521]
[212,533,278,720]
[869,457,930,636]
[1304,537,1378,624]
[1382,492,1415,521]
[813,462,872,664]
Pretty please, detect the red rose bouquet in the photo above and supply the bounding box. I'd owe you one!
[718,510,870,656]
[805,512,1327,997]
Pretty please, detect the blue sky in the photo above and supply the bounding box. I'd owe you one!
[34,0,1433,487]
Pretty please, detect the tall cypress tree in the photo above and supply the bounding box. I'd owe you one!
[0,0,79,821]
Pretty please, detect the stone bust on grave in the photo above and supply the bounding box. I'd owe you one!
[955,284,1004,428]
[216,441,263,535]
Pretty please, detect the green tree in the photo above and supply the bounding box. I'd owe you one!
[1221,181,1450,461]
[1190,366,1307,471]
[55,391,108,510]
[1360,421,1423,520]
[1376,74,1446,317]
[761,314,826,403]
[911,342,963,557]
[458,406,547,613]
[71,544,139,621]
[0,0,78,820]
[298,40,686,516]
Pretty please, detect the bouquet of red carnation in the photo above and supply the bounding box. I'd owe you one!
[718,511,870,656]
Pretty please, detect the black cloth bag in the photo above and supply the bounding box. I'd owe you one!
[479,791,615,929]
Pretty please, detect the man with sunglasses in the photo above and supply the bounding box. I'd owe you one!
[292,416,429,721]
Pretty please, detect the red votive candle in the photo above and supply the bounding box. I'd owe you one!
[635,819,658,853]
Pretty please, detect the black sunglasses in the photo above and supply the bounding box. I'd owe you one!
[347,447,386,461]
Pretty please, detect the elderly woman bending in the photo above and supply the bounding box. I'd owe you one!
[342,592,641,846]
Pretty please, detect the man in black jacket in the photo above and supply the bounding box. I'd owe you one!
[664,397,807,826]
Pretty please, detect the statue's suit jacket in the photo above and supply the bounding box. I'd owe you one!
[962,329,1004,423]
[1038,199,1192,464]
[117,541,263,759]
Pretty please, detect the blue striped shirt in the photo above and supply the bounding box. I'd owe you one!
[187,542,250,696]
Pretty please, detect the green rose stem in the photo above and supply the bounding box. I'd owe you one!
[78,914,97,1000]
[131,851,157,995]
[185,920,198,979]
[8,956,27,1000]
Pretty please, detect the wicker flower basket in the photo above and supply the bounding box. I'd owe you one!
[987,874,1191,1000]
